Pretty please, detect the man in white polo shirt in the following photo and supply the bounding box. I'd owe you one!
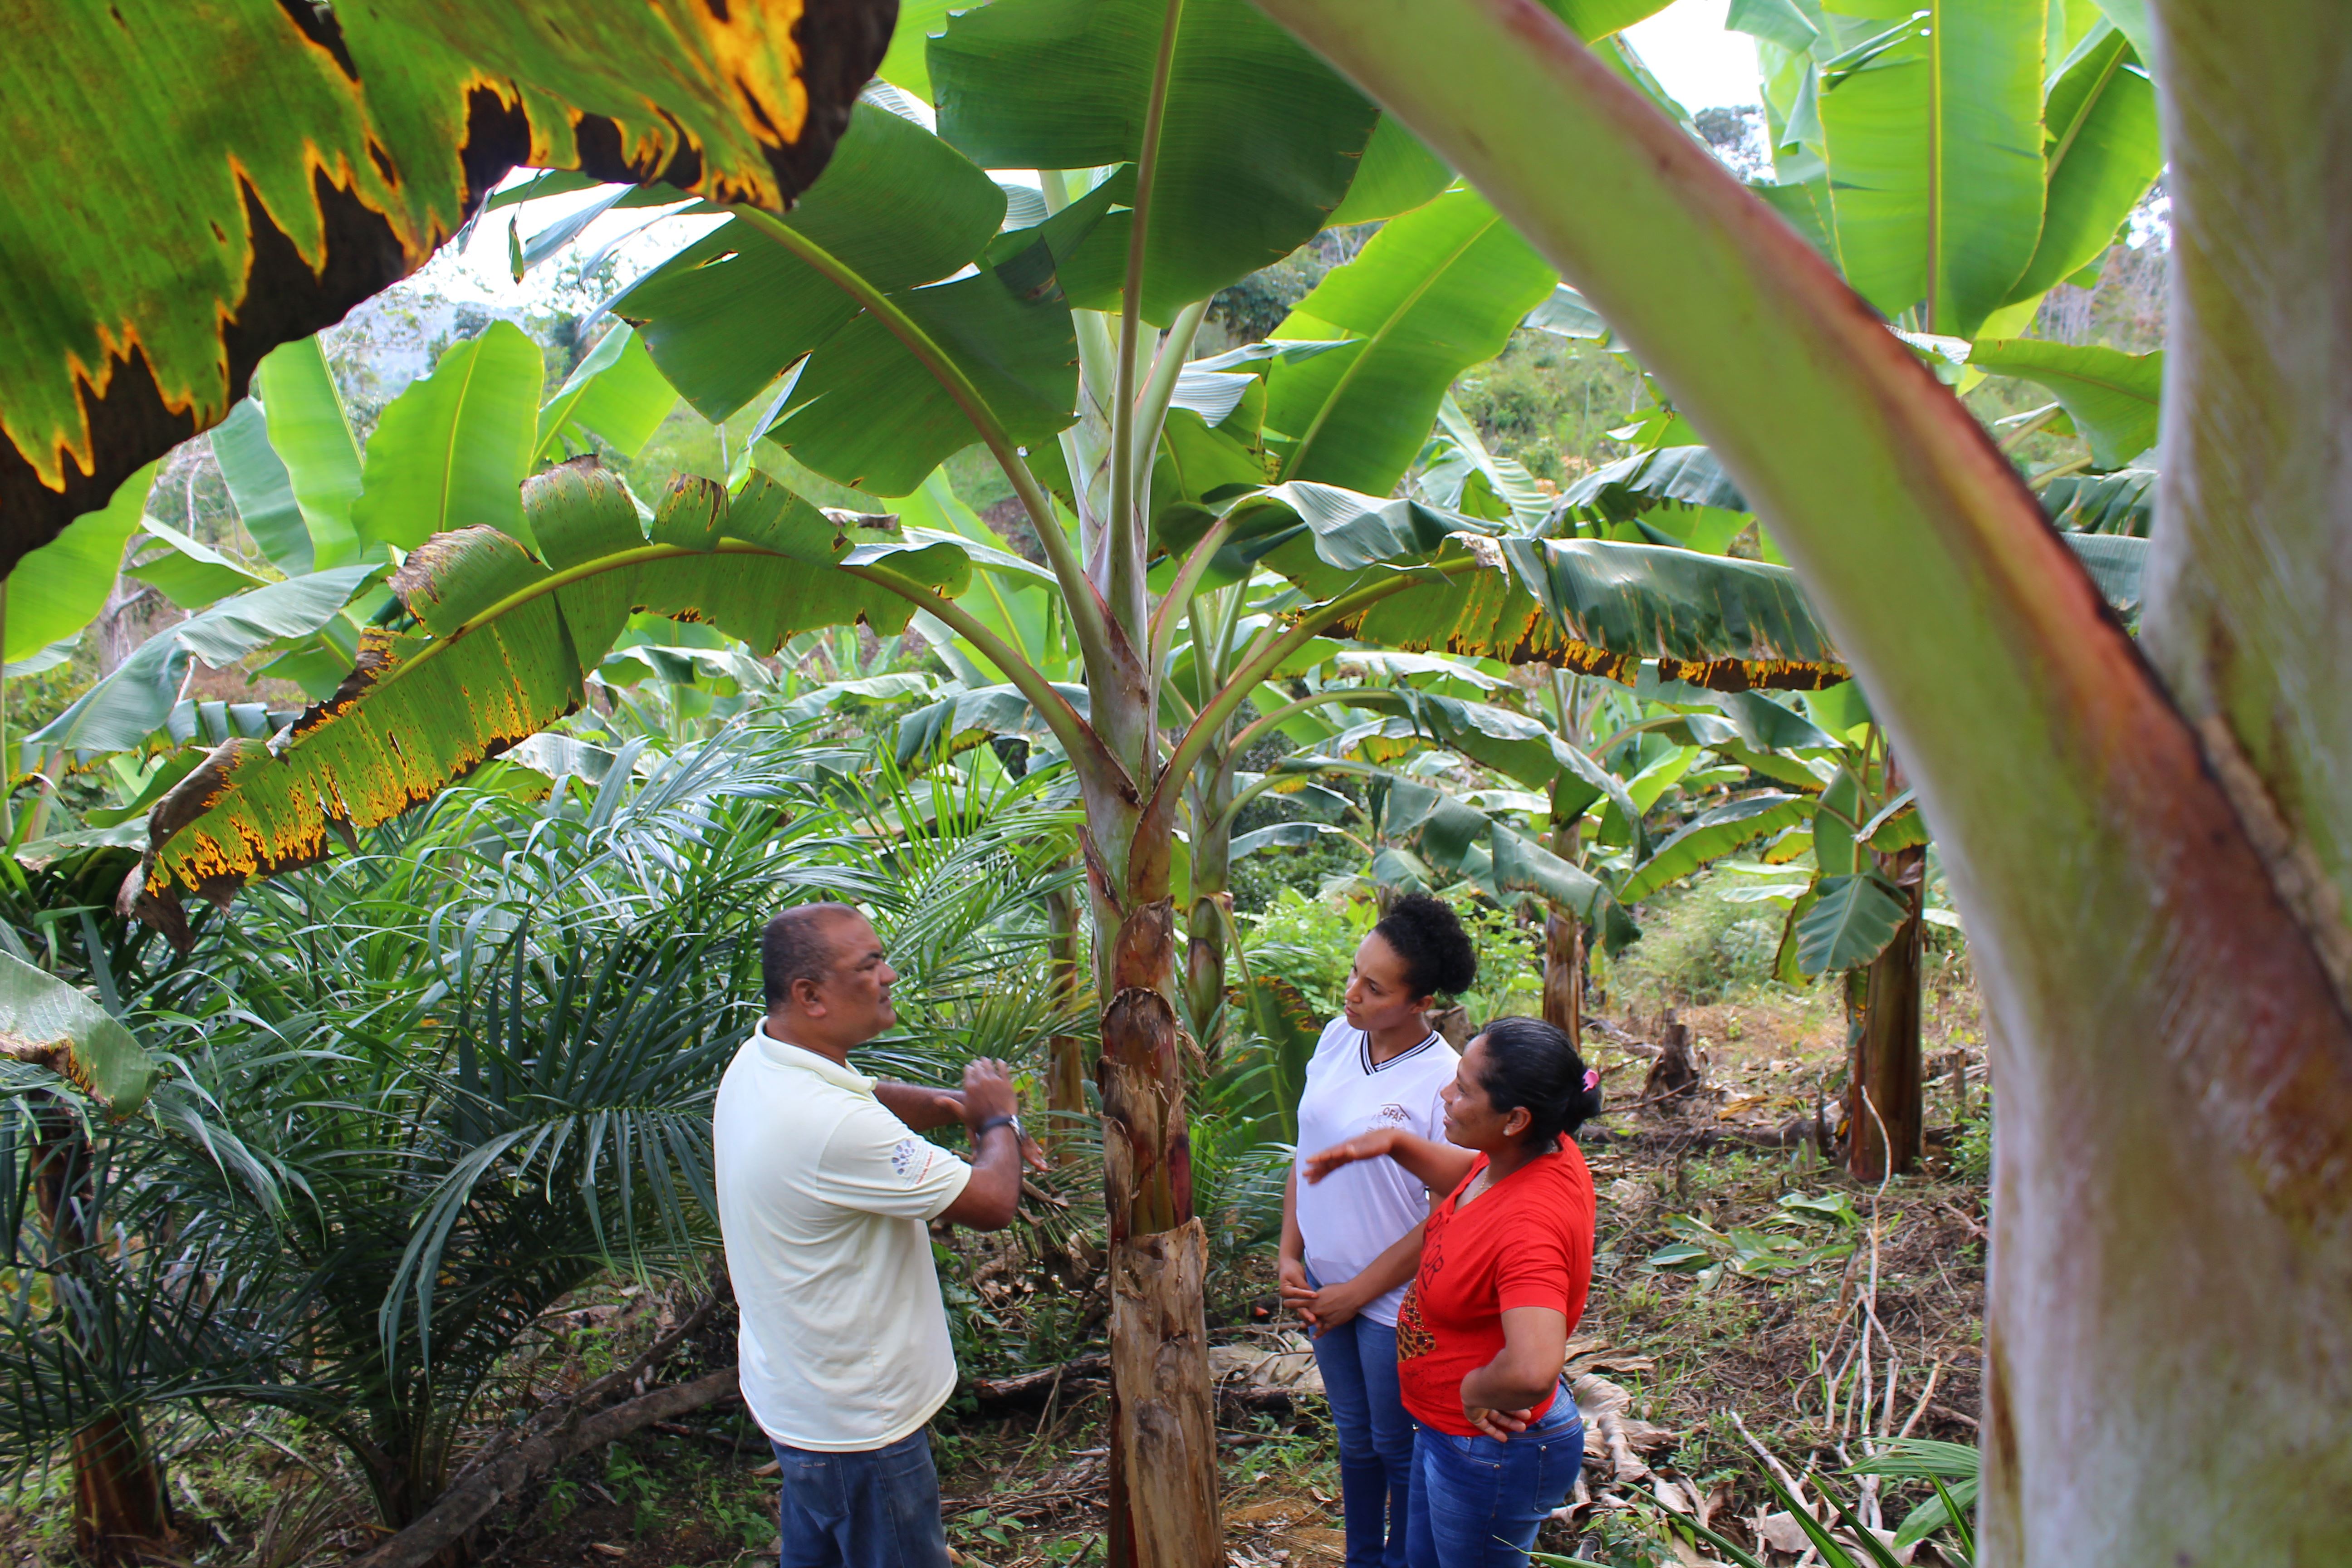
[714,902,1029,1568]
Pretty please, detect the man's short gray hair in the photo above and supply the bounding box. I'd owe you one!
[762,903,862,1008]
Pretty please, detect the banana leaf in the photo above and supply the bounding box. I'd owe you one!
[2043,467,2155,536]
[1815,0,2048,338]
[132,462,966,935]
[352,322,544,554]
[930,0,1382,324]
[0,951,158,1114]
[1266,191,1556,496]
[2001,21,2163,307]
[1560,444,1748,520]
[1970,339,2163,470]
[1795,870,1912,976]
[1618,792,1815,905]
[2,463,157,661]
[619,103,1090,497]
[126,519,268,610]
[27,566,383,764]
[1,0,891,574]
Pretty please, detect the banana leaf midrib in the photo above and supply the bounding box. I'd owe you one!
[358,535,828,708]
[1279,212,1502,481]
[2044,34,2126,174]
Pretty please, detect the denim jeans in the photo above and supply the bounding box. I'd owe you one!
[1308,1303,1415,1568]
[768,1428,950,1568]
[1405,1391,1585,1568]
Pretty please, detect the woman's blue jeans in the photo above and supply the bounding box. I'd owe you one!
[1308,1307,1415,1568]
[1405,1392,1584,1568]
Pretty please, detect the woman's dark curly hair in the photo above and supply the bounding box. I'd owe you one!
[1473,1015,1602,1147]
[1370,892,1478,1001]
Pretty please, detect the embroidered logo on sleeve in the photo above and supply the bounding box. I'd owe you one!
[890,1137,933,1182]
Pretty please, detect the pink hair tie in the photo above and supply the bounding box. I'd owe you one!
[1583,1068,1601,1093]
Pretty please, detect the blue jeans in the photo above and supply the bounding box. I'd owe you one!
[1308,1306,1415,1568]
[768,1429,949,1568]
[1406,1392,1585,1568]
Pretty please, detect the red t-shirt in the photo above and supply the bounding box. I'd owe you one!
[1394,1139,1596,1436]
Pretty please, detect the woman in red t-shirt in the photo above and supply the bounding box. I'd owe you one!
[1303,1015,1600,1567]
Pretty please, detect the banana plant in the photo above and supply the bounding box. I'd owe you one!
[1272,663,1847,1035]
[0,950,166,1560]
[125,460,960,941]
[1740,0,2164,343]
[131,11,1810,1559]
[1253,0,2350,1556]
[117,10,1703,1555]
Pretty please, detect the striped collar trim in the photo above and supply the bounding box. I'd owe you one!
[1360,1029,1443,1075]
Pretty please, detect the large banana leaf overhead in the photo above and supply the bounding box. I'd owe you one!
[928,0,1387,324]
[0,0,897,578]
[1740,0,2163,343]
[618,103,1090,495]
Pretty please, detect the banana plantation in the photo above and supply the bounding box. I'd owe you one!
[0,0,2340,1563]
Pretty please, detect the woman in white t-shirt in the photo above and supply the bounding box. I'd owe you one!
[1279,893,1479,1568]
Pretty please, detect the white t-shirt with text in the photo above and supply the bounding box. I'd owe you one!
[1293,1016,1459,1325]
[713,1023,971,1451]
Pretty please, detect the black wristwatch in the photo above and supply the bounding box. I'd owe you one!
[975,1113,1024,1142]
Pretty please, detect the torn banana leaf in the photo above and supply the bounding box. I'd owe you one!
[1328,535,1850,692]
[132,461,967,936]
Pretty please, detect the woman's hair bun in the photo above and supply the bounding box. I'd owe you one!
[1472,1014,1602,1146]
[1372,892,1479,1001]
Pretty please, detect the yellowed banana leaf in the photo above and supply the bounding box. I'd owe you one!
[0,951,159,1115]
[0,0,894,577]
[129,460,965,938]
[1330,535,1848,691]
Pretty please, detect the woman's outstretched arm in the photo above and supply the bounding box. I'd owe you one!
[1301,1126,1478,1196]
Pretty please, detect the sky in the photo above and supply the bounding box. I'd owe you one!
[415,0,1763,308]
[1627,0,1764,111]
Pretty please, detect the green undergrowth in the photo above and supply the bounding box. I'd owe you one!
[1613,870,1805,1010]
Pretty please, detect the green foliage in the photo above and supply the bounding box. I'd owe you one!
[1267,190,1556,494]
[1228,828,1363,915]
[0,719,1085,1528]
[617,102,1082,497]
[1448,329,1649,487]
[930,0,1383,324]
[1443,892,1547,1028]
[0,0,884,575]
[2,465,157,662]
[1642,1190,1859,1291]
[1238,887,1373,1020]
[1613,868,1803,1009]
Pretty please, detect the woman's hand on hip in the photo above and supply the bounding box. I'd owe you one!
[1300,1127,1399,1184]
[1463,1401,1533,1441]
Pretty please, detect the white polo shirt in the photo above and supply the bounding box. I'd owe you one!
[1293,1016,1460,1325]
[713,1022,972,1451]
